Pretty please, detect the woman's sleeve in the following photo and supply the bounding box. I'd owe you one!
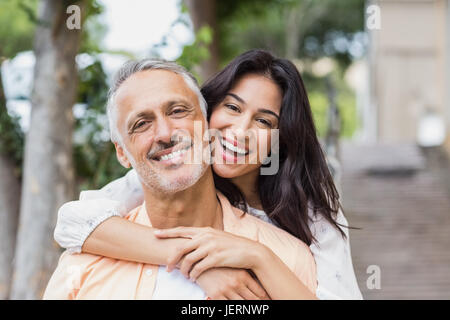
[54,169,144,253]
[308,208,363,300]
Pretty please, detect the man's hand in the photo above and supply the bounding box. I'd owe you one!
[195,268,270,300]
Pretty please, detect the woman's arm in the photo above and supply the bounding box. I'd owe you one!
[55,170,268,299]
[54,169,143,253]
[155,227,317,300]
[250,244,317,300]
[309,209,363,300]
[82,217,269,300]
[82,216,182,265]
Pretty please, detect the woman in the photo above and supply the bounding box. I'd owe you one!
[55,49,362,299]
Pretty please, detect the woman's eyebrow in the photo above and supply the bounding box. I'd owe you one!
[226,92,245,104]
[226,92,279,119]
[258,108,280,120]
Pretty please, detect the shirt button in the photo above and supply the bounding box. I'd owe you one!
[145,269,153,276]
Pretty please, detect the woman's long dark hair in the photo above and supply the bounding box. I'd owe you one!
[201,49,345,245]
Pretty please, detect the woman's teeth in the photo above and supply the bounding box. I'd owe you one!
[221,138,247,156]
[159,148,187,161]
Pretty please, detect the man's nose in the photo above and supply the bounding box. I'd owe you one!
[153,119,173,145]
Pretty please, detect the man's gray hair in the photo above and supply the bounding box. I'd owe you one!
[106,59,208,144]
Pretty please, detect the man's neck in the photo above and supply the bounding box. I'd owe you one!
[142,168,223,230]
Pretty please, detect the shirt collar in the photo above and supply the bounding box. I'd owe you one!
[135,191,247,234]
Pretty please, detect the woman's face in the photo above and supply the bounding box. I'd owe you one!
[209,73,282,179]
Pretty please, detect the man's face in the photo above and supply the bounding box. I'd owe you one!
[113,69,208,194]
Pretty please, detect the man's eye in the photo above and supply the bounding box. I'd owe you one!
[134,120,150,130]
[170,107,188,116]
[225,104,240,112]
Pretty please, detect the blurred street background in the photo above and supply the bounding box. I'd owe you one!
[0,0,449,299]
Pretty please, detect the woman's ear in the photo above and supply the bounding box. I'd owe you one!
[114,142,131,168]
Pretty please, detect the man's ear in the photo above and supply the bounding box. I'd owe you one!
[114,142,131,168]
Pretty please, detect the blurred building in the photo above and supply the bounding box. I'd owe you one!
[366,0,450,152]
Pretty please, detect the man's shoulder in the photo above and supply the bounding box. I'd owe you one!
[56,249,106,271]
[218,192,315,291]
[235,207,312,258]
[235,208,317,292]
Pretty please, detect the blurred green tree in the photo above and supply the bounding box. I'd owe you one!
[0,0,36,300]
[175,0,364,138]
[216,0,364,139]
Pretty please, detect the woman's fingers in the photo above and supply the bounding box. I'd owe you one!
[179,247,209,278]
[224,291,245,300]
[189,256,217,281]
[166,240,200,272]
[245,278,270,300]
[237,286,262,300]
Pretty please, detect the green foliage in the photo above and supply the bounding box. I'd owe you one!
[216,0,365,67]
[74,58,128,191]
[0,0,37,59]
[217,0,287,65]
[305,69,358,139]
[0,102,24,171]
[308,91,328,137]
[0,0,37,174]
[0,0,125,190]
[79,0,107,54]
[212,0,363,138]
[176,25,213,81]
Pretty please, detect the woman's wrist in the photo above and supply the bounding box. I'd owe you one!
[249,242,273,272]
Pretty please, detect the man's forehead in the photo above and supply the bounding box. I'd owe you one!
[115,69,197,107]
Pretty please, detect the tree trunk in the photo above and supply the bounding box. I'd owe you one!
[10,0,83,299]
[284,0,328,59]
[184,0,219,82]
[0,65,21,300]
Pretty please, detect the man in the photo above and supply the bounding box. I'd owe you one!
[43,59,316,299]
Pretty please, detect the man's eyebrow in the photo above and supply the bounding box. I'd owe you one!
[166,99,194,108]
[257,108,280,120]
[126,99,194,131]
[226,92,246,104]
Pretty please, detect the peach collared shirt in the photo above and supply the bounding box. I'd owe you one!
[43,192,317,299]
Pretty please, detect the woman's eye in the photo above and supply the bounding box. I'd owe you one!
[256,118,272,127]
[225,104,240,112]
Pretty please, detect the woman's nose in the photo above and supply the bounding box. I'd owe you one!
[228,117,253,141]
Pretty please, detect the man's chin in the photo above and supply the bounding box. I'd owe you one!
[138,160,208,194]
[148,158,190,172]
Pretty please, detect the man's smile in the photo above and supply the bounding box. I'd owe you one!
[147,143,192,166]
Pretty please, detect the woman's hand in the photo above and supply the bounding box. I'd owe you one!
[196,268,270,300]
[154,226,267,281]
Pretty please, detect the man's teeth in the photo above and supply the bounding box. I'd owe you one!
[221,139,247,155]
[160,149,187,161]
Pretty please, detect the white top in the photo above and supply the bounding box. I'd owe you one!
[152,266,206,300]
[54,169,363,300]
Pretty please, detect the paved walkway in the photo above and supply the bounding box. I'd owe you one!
[341,143,450,299]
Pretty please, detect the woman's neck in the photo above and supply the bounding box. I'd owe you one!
[231,170,263,210]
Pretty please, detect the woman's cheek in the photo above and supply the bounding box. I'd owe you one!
[251,130,267,165]
[208,109,223,130]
